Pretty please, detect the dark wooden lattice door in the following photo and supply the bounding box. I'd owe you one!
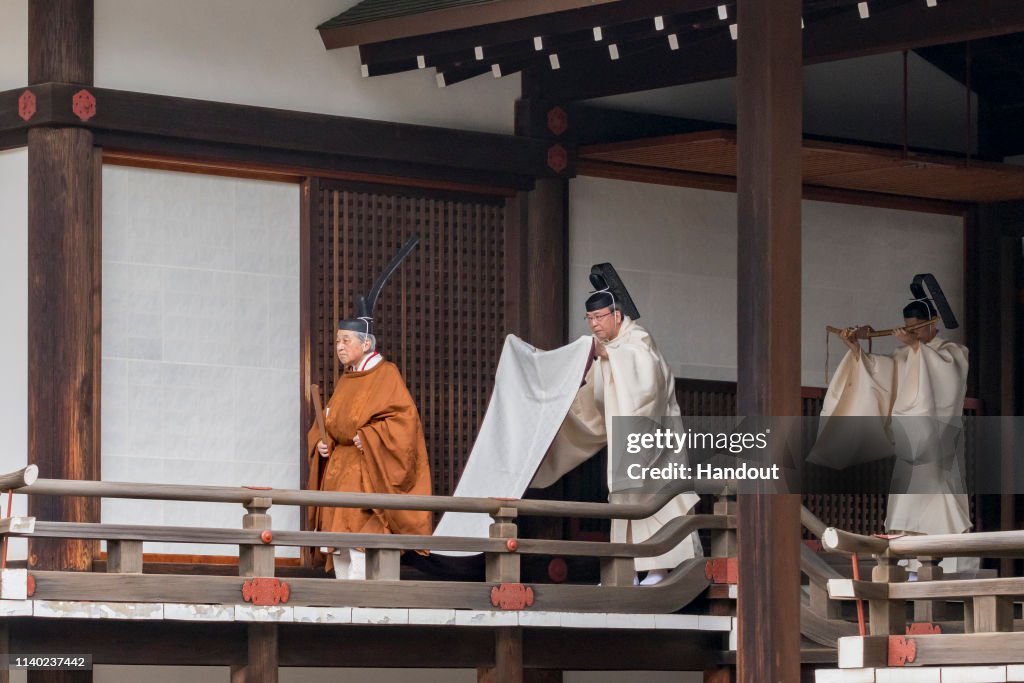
[308,181,506,500]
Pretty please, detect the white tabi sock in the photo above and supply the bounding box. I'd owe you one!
[332,550,351,580]
[349,549,366,580]
[640,569,669,586]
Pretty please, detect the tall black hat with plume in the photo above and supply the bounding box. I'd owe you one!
[585,262,641,320]
[905,273,958,329]
[337,236,420,335]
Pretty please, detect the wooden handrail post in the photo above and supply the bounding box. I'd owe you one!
[486,506,520,583]
[366,549,400,581]
[711,494,737,558]
[107,540,143,574]
[913,556,945,623]
[868,556,906,636]
[240,497,274,578]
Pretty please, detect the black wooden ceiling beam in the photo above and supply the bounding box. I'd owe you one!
[529,0,1024,101]
[435,62,494,88]
[802,0,1024,60]
[525,31,735,101]
[357,0,724,65]
[1,83,554,179]
[357,0,872,73]
[426,8,731,82]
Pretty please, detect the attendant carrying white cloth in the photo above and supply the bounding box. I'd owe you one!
[532,317,701,573]
[432,335,593,550]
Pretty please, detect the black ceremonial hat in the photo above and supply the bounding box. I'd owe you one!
[338,236,419,335]
[907,273,959,329]
[585,262,640,320]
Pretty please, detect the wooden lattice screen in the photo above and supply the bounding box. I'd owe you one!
[309,181,507,499]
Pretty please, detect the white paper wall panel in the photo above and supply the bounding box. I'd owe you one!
[101,165,300,556]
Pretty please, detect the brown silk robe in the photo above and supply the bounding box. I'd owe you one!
[307,360,432,544]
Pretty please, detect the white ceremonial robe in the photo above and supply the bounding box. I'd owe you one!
[811,335,972,538]
[532,318,701,572]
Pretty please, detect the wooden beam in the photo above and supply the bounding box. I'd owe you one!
[421,10,719,79]
[356,0,722,64]
[100,145,527,194]
[320,0,622,49]
[479,628,524,683]
[15,83,551,179]
[804,0,1024,63]
[839,632,1024,668]
[576,158,970,215]
[26,0,99,579]
[6,618,723,670]
[25,564,713,613]
[888,577,1024,600]
[529,0,1024,101]
[734,0,803,682]
[231,624,278,683]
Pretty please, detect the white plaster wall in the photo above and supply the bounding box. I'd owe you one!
[93,0,518,134]
[569,176,964,389]
[592,52,977,153]
[0,0,27,90]
[0,147,28,561]
[1007,155,1024,166]
[101,166,300,556]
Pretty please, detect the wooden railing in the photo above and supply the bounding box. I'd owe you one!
[1,466,737,614]
[811,522,1024,670]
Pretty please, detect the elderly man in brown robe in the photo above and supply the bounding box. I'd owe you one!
[308,319,432,579]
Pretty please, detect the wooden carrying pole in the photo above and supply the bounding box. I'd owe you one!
[309,383,329,492]
[825,316,938,338]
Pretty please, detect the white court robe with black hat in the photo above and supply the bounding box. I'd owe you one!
[531,317,701,572]
[810,335,971,536]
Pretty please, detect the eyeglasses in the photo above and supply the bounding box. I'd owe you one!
[584,312,613,323]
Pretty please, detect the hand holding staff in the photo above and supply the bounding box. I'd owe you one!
[825,317,937,340]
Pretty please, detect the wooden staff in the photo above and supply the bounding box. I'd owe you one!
[310,383,329,492]
[825,317,938,339]
[823,317,939,384]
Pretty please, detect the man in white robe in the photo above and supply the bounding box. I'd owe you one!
[812,298,973,571]
[532,285,700,586]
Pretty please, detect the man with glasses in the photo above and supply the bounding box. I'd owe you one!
[532,264,700,586]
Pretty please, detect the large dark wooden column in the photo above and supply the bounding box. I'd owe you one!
[26,0,99,582]
[735,0,803,680]
[230,624,279,683]
[969,201,1024,575]
[512,91,571,350]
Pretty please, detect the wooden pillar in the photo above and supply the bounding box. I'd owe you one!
[524,178,568,350]
[298,178,319,566]
[230,624,279,683]
[26,0,100,579]
[509,90,573,550]
[734,0,803,681]
[513,93,572,351]
[968,202,1023,574]
[478,628,524,683]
